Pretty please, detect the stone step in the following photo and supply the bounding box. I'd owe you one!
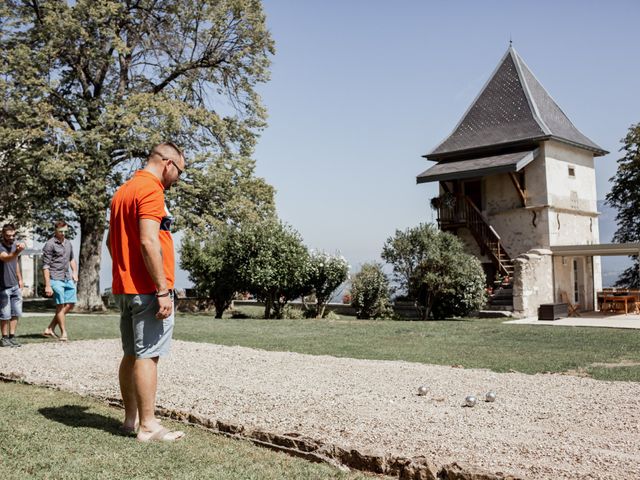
[478,309,513,317]
[489,298,513,308]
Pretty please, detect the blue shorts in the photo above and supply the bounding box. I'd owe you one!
[51,279,77,305]
[0,285,23,320]
[116,293,174,359]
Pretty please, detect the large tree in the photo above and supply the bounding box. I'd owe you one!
[606,122,640,288]
[0,0,273,309]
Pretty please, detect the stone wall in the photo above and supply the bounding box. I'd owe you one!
[512,249,554,317]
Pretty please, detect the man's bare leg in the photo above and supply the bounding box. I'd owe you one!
[119,355,138,430]
[134,358,184,441]
[59,303,73,339]
[0,320,7,337]
[44,305,63,337]
[9,317,17,336]
[134,357,160,433]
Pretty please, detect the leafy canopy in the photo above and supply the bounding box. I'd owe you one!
[0,0,274,307]
[606,122,640,288]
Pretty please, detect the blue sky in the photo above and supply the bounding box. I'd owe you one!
[251,0,640,270]
[101,1,640,290]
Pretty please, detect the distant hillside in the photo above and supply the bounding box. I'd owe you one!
[597,200,631,287]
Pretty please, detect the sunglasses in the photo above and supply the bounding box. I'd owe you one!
[157,154,183,177]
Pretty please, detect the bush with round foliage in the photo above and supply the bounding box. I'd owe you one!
[306,251,349,318]
[350,263,392,319]
[408,231,486,320]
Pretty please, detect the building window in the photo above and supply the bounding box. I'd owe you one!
[568,166,576,177]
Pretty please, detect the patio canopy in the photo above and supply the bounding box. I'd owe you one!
[550,243,640,257]
[416,149,537,184]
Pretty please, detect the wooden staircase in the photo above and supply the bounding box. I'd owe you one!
[435,194,514,309]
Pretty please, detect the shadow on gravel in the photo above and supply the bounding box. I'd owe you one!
[39,405,123,436]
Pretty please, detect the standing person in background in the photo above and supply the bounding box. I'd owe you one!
[42,220,78,341]
[0,224,25,348]
[108,142,185,442]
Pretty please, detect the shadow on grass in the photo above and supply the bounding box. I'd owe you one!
[17,334,54,339]
[39,405,123,436]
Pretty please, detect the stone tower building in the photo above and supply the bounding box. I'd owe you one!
[417,46,608,316]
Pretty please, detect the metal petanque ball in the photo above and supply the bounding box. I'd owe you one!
[464,395,477,407]
[485,391,497,403]
[417,385,429,396]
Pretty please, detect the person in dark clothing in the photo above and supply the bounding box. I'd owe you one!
[0,223,25,348]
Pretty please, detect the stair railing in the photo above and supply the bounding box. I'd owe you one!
[436,194,512,277]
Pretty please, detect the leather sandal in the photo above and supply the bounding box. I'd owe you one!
[137,427,185,442]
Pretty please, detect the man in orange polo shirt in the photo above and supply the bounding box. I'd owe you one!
[107,142,186,442]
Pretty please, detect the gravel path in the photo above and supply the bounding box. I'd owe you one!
[1,339,639,479]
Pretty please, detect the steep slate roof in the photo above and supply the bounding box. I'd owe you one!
[425,46,607,160]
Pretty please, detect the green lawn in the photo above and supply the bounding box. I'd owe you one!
[13,308,640,381]
[0,381,374,480]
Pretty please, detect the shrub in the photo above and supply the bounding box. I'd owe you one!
[306,251,349,318]
[350,263,392,319]
[324,310,340,320]
[282,305,304,319]
[408,231,486,320]
[428,256,487,319]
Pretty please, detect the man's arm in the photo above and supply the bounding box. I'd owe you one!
[70,259,78,283]
[0,243,25,263]
[139,218,172,319]
[106,228,112,259]
[43,268,52,297]
[17,258,23,289]
[42,241,53,297]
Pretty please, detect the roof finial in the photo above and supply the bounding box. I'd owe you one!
[509,35,513,48]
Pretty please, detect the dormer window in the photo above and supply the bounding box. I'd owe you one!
[568,166,576,177]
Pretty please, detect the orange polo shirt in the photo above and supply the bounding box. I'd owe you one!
[109,170,175,294]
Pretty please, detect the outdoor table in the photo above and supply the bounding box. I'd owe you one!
[598,293,637,314]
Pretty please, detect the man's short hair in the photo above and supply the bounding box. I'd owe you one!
[2,223,16,233]
[54,220,67,229]
[149,142,183,160]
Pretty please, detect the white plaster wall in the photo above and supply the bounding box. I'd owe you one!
[546,210,599,246]
[544,140,599,213]
[484,172,521,213]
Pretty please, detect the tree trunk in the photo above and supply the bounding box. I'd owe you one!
[76,215,106,312]
[264,294,272,319]
[316,297,326,319]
